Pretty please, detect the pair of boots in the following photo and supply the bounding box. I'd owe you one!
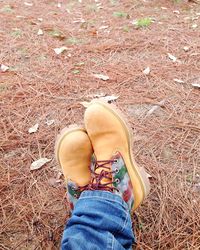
[55,101,150,212]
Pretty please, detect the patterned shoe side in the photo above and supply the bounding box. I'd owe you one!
[89,152,134,212]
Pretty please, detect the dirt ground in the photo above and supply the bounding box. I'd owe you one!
[1,0,200,249]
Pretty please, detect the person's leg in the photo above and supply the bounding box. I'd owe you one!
[55,101,150,249]
[62,191,135,250]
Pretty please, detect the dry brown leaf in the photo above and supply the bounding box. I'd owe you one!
[143,67,150,75]
[168,53,177,62]
[48,177,61,187]
[93,74,109,81]
[174,78,184,84]
[24,2,33,6]
[37,29,43,35]
[192,83,200,88]
[54,46,69,55]
[45,119,55,126]
[146,100,165,116]
[1,64,9,72]
[99,95,119,103]
[183,46,190,52]
[30,158,52,170]
[28,123,39,133]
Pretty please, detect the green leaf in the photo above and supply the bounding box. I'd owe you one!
[1,5,13,13]
[66,37,82,45]
[110,0,119,6]
[48,29,65,40]
[122,25,130,32]
[113,11,128,18]
[74,62,85,66]
[139,223,144,230]
[72,69,80,74]
[11,28,22,37]
[135,18,152,28]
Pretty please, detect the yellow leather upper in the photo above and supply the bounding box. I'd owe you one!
[84,104,129,161]
[57,129,92,186]
[84,101,146,210]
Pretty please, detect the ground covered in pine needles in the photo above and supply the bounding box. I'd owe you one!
[1,0,200,249]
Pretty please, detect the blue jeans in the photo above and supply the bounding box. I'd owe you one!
[62,190,136,250]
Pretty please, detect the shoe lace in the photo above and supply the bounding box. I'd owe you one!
[85,159,119,192]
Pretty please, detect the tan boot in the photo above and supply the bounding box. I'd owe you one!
[55,126,93,209]
[84,101,150,211]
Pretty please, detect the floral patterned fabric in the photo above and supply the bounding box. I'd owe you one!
[67,181,81,211]
[111,152,134,211]
[67,152,134,212]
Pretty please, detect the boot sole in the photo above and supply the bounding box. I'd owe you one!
[88,100,150,211]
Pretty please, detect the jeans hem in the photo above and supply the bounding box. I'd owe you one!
[79,190,129,211]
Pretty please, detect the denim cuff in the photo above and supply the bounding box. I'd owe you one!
[79,190,129,211]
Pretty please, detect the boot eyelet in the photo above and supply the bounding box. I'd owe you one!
[115,178,120,184]
[71,186,77,191]
[114,159,119,163]
[115,168,119,173]
[74,194,78,198]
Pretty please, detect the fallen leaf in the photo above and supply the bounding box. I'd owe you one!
[131,18,152,28]
[48,177,61,187]
[99,25,109,30]
[192,83,200,88]
[30,158,51,170]
[174,78,184,84]
[183,46,190,52]
[192,24,198,29]
[48,29,65,40]
[93,93,106,98]
[96,2,102,9]
[1,64,9,72]
[72,18,85,23]
[192,16,199,21]
[24,2,33,6]
[53,46,69,55]
[113,11,128,18]
[45,119,55,126]
[100,95,119,103]
[28,123,39,133]
[11,28,22,37]
[143,67,150,75]
[56,171,63,179]
[74,62,85,66]
[173,10,180,14]
[37,29,43,35]
[93,73,109,81]
[146,100,165,117]
[72,69,80,74]
[1,5,13,13]
[168,53,177,62]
